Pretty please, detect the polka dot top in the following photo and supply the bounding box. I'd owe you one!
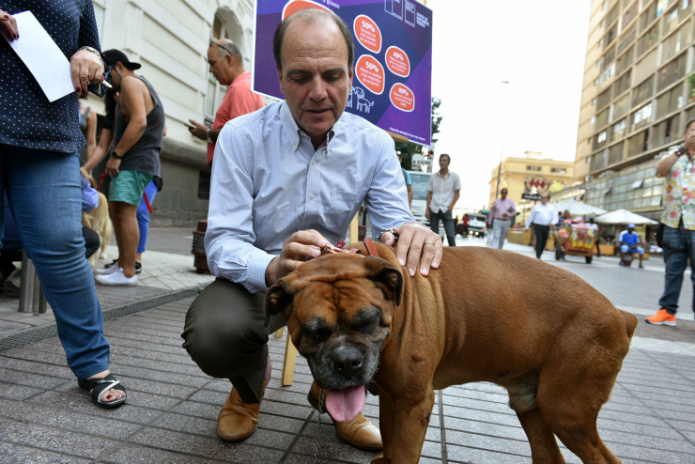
[0,1,106,154]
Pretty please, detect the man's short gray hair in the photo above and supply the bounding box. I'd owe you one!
[273,9,354,71]
[212,39,242,61]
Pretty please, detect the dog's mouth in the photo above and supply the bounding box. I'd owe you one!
[326,384,366,422]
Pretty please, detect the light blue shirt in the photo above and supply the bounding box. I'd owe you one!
[206,101,414,293]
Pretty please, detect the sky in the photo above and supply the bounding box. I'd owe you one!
[426,0,592,211]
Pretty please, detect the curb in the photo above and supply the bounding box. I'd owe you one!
[0,286,203,353]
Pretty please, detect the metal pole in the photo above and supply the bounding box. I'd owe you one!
[494,81,510,200]
[18,251,35,313]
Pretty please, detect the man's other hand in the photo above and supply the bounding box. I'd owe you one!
[188,119,208,140]
[381,222,443,277]
[265,230,329,286]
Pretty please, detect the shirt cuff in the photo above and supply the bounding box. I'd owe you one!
[246,252,277,293]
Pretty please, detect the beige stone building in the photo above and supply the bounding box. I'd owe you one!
[574,0,695,221]
[488,152,574,222]
[87,0,259,226]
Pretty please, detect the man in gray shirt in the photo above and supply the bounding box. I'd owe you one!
[426,154,461,246]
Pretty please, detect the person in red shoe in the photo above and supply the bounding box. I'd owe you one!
[647,119,695,327]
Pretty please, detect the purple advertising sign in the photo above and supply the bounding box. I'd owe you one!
[252,0,433,145]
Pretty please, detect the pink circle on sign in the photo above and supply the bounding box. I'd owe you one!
[355,55,385,95]
[353,15,382,54]
[390,83,415,112]
[282,0,331,20]
[385,46,410,78]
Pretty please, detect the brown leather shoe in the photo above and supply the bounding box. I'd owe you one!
[307,381,383,451]
[217,362,272,442]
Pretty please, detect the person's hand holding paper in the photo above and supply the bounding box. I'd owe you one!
[0,9,18,41]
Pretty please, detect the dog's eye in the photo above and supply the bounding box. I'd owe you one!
[306,328,331,343]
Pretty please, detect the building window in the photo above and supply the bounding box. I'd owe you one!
[551,167,567,174]
[592,98,597,105]
[526,165,542,172]
[598,131,607,143]
[590,116,596,125]
[198,171,211,201]
[92,0,105,41]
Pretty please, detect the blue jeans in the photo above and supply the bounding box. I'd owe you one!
[430,209,456,247]
[658,223,695,315]
[0,145,110,378]
[136,180,158,254]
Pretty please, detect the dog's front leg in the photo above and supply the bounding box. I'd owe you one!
[372,387,435,464]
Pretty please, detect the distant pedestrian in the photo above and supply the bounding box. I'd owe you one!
[525,193,556,259]
[647,120,695,326]
[461,213,470,238]
[426,154,461,246]
[587,217,601,257]
[188,39,264,166]
[95,49,165,286]
[488,188,517,249]
[397,152,413,209]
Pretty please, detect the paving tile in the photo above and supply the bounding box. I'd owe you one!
[100,443,222,464]
[0,416,119,460]
[0,380,44,401]
[0,442,93,464]
[128,427,283,463]
[446,444,532,464]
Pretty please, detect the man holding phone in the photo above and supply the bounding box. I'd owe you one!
[188,39,264,165]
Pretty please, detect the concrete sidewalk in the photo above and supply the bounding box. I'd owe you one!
[0,229,694,463]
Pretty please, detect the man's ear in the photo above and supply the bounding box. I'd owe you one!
[364,256,403,306]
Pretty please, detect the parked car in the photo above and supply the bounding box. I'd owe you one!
[458,213,488,238]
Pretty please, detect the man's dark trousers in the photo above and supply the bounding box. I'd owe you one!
[533,224,550,259]
[430,209,456,247]
[182,279,286,403]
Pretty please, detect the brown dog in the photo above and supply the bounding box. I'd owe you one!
[80,168,112,267]
[266,242,638,464]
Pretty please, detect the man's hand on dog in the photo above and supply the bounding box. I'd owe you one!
[265,230,329,286]
[381,222,442,277]
[105,157,121,176]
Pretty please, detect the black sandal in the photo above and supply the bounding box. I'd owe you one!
[77,374,127,409]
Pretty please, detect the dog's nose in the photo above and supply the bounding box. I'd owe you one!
[331,346,363,376]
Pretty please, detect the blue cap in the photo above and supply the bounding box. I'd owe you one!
[627,223,636,228]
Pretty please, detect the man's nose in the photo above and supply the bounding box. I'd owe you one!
[308,76,327,100]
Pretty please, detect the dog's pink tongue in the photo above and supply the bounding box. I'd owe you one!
[325,385,366,422]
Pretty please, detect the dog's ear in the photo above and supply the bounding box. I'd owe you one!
[264,274,302,327]
[364,256,403,306]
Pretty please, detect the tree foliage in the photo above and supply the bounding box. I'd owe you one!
[396,97,443,170]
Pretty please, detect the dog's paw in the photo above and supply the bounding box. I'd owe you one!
[99,252,108,259]
[370,457,387,464]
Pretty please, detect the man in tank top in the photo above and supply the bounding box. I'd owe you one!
[95,49,165,286]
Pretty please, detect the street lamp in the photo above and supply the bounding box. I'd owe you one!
[494,81,510,200]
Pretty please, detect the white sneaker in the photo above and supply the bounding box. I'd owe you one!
[95,269,137,286]
[95,265,121,276]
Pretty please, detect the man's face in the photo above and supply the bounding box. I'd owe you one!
[628,227,635,234]
[501,189,508,199]
[541,195,549,204]
[278,20,353,144]
[208,46,232,86]
[439,156,450,170]
[684,123,695,141]
[110,63,124,90]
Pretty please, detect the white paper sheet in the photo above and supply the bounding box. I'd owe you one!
[4,11,75,102]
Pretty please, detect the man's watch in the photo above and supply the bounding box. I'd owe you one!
[677,145,689,156]
[206,129,214,144]
[111,152,123,160]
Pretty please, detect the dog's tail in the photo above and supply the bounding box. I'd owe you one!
[617,309,638,339]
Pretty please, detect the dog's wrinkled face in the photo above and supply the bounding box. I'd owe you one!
[265,254,403,390]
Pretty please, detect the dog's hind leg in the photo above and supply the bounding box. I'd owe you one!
[508,378,566,464]
[536,361,622,464]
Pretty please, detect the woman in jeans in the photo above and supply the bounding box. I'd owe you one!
[0,2,125,408]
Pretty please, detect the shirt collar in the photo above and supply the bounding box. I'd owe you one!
[280,101,336,152]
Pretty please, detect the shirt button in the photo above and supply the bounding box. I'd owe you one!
[310,194,315,199]
[312,160,315,165]
[293,144,297,150]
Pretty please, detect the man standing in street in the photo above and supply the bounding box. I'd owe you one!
[647,119,695,326]
[188,39,264,166]
[95,50,165,286]
[181,10,442,450]
[525,193,556,259]
[426,154,461,247]
[587,217,601,257]
[397,152,413,209]
[619,224,644,268]
[488,188,517,249]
